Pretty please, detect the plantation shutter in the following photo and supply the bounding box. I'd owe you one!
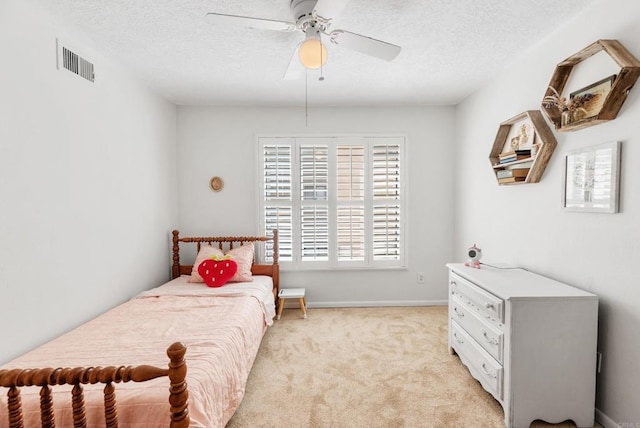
[372,143,401,260]
[300,145,329,261]
[336,145,365,261]
[263,144,293,261]
[259,136,404,268]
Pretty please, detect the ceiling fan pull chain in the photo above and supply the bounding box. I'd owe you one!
[305,69,308,128]
[319,37,325,82]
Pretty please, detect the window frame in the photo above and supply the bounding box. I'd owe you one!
[257,135,406,271]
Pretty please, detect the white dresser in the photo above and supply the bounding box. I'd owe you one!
[446,263,598,428]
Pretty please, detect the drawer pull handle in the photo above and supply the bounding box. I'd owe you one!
[453,333,464,344]
[484,302,494,309]
[480,362,497,379]
[454,307,464,318]
[482,330,499,346]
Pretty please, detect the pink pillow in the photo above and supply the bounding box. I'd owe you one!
[227,243,255,282]
[189,245,224,283]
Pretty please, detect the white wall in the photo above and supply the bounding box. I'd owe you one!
[6,0,634,421]
[0,0,178,364]
[454,0,640,424]
[177,106,456,306]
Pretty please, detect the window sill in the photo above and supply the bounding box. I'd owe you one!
[278,265,407,273]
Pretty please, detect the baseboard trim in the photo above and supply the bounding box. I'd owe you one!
[596,408,621,428]
[307,300,448,308]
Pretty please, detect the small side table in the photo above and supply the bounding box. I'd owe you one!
[277,288,307,320]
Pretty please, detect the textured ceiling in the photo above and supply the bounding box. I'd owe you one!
[32,0,596,106]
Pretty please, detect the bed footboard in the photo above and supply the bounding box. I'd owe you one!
[0,342,190,428]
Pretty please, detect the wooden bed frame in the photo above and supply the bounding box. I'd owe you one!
[0,342,189,427]
[1,230,279,428]
[171,229,280,300]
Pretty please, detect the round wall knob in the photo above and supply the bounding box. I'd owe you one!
[210,176,224,192]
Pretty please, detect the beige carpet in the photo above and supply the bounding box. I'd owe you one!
[227,306,592,428]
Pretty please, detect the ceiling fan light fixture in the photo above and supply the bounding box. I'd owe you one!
[298,32,328,69]
[207,0,402,80]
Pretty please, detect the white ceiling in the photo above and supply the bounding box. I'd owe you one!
[33,0,596,106]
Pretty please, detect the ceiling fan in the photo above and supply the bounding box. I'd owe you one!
[206,0,402,80]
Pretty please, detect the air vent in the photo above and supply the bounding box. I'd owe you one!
[56,38,95,83]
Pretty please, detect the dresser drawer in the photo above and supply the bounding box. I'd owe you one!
[450,295,504,363]
[451,320,503,401]
[450,272,504,324]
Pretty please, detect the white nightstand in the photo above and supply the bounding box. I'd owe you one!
[277,288,307,320]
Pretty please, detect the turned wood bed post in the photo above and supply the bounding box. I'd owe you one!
[7,383,23,428]
[272,229,279,265]
[172,230,181,280]
[71,383,86,427]
[167,342,189,428]
[33,369,55,428]
[271,229,279,299]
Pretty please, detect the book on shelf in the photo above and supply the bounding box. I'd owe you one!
[504,160,534,170]
[496,168,530,179]
[498,176,526,184]
[499,149,532,160]
[499,154,530,164]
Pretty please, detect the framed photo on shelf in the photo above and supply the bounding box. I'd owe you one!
[562,141,621,213]
[570,74,616,119]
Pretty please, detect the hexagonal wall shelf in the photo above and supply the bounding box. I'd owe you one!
[489,110,557,185]
[541,39,640,132]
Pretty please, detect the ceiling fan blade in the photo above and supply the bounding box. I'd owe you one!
[206,12,297,32]
[283,45,304,80]
[328,30,401,61]
[313,0,351,21]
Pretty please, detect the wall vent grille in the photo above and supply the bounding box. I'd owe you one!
[57,39,95,83]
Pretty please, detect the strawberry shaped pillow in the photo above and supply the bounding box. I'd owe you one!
[197,256,238,288]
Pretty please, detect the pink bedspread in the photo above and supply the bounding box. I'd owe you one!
[0,278,273,427]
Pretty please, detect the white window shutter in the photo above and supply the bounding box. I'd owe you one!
[372,143,402,261]
[336,144,366,261]
[300,206,329,261]
[337,206,365,261]
[264,206,293,262]
[300,145,328,201]
[259,136,404,268]
[263,144,293,261]
[336,145,365,201]
[264,145,292,200]
[373,204,401,260]
[299,144,329,261]
[372,144,401,200]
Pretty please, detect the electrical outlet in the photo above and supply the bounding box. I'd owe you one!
[597,352,602,373]
[417,272,425,284]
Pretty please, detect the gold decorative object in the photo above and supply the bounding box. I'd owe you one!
[210,176,224,192]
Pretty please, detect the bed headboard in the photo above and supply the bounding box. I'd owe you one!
[171,230,280,298]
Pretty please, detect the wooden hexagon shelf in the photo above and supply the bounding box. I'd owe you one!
[490,110,557,185]
[541,39,640,132]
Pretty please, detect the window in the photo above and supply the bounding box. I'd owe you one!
[258,136,404,269]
